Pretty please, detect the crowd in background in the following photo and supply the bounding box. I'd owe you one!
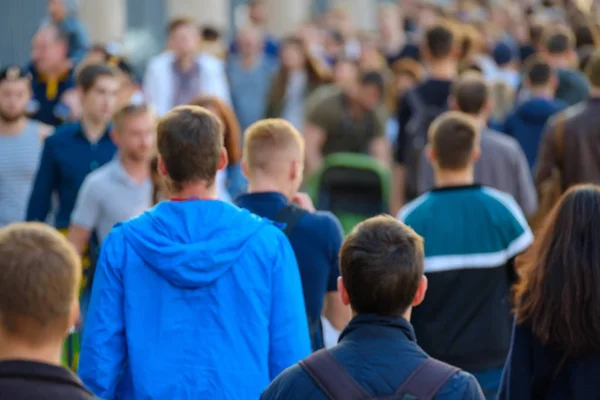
[2,0,600,399]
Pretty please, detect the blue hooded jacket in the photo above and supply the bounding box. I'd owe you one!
[503,98,566,170]
[79,200,311,400]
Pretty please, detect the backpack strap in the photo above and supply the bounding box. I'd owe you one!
[272,204,305,237]
[300,349,371,400]
[395,358,459,400]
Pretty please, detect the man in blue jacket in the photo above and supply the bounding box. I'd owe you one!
[262,215,484,399]
[78,106,311,399]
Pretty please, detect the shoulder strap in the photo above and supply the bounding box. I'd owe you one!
[300,350,371,400]
[272,204,305,237]
[395,358,459,400]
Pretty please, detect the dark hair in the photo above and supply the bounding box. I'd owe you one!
[544,27,575,54]
[530,24,545,48]
[201,26,220,41]
[428,111,479,170]
[515,185,600,355]
[340,215,424,316]
[574,24,595,49]
[424,23,456,60]
[452,74,489,115]
[0,223,80,344]
[526,57,554,87]
[113,104,152,131]
[328,30,345,45]
[167,18,197,36]
[585,50,600,87]
[361,71,385,95]
[157,105,223,191]
[76,64,118,93]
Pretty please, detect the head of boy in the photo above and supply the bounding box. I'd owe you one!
[338,215,427,319]
[450,72,492,119]
[422,23,458,63]
[542,26,577,67]
[426,111,481,172]
[243,119,305,199]
[0,223,81,357]
[525,57,557,92]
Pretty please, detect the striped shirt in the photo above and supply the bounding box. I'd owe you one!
[399,185,533,372]
[0,121,45,227]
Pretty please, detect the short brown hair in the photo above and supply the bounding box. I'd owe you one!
[340,215,424,316]
[424,23,456,60]
[452,73,490,115]
[428,111,479,170]
[113,103,154,132]
[0,223,80,344]
[544,26,575,54]
[76,63,118,93]
[157,105,223,190]
[167,17,197,35]
[243,119,304,174]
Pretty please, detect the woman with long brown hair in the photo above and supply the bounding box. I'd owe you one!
[265,36,330,129]
[499,185,600,400]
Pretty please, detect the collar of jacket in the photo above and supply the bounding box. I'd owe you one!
[338,313,417,343]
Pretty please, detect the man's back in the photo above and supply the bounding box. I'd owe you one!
[399,186,533,371]
[262,314,483,399]
[79,200,311,399]
[556,68,590,106]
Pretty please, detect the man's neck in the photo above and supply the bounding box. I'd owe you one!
[120,155,150,184]
[427,60,457,81]
[176,55,196,72]
[590,87,600,98]
[171,181,217,200]
[0,116,28,134]
[247,177,293,200]
[529,87,555,100]
[434,168,474,188]
[469,113,488,129]
[80,116,109,144]
[41,62,69,78]
[548,55,572,70]
[240,52,260,69]
[0,338,62,366]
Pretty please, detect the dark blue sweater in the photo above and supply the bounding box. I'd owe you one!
[499,319,600,400]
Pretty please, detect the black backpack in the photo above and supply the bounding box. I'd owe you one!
[403,90,448,200]
[300,349,459,400]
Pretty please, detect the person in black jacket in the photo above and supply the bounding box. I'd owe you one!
[499,184,600,400]
[0,223,94,400]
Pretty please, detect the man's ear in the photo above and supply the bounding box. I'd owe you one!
[411,275,428,307]
[472,142,482,163]
[66,299,80,337]
[337,277,351,307]
[157,154,168,177]
[217,147,229,171]
[448,96,458,111]
[425,143,436,165]
[241,160,250,179]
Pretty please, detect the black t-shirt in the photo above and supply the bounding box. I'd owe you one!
[386,43,421,66]
[394,79,453,165]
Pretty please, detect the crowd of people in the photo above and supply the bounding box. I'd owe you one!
[1,0,600,399]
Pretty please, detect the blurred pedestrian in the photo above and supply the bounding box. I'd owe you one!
[0,67,53,228]
[79,106,310,399]
[230,0,279,58]
[46,0,90,65]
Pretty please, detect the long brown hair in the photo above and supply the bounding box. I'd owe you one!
[189,96,242,165]
[515,184,600,355]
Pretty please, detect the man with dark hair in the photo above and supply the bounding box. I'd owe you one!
[0,222,94,399]
[79,106,310,399]
[536,50,600,193]
[0,66,53,227]
[417,74,537,216]
[541,26,590,105]
[392,22,458,214]
[263,215,484,399]
[28,23,76,126]
[399,112,533,399]
[304,71,389,173]
[27,63,119,231]
[144,18,230,116]
[504,58,566,170]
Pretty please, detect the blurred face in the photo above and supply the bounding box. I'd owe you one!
[80,76,120,124]
[361,83,382,110]
[115,113,156,162]
[170,24,200,59]
[249,2,268,26]
[31,29,68,74]
[0,79,31,122]
[281,43,305,70]
[396,74,417,95]
[48,0,66,21]
[237,29,262,56]
[333,61,359,90]
[359,45,383,72]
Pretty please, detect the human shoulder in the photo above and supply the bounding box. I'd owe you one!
[482,129,522,156]
[435,369,485,400]
[44,122,79,145]
[147,51,175,69]
[397,192,432,223]
[261,362,325,400]
[82,160,114,187]
[198,53,226,71]
[300,210,344,246]
[480,187,527,223]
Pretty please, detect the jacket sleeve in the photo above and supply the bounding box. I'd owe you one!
[268,233,311,380]
[497,318,533,400]
[204,58,232,105]
[26,137,57,222]
[534,121,558,187]
[79,231,127,398]
[513,145,538,216]
[458,373,486,400]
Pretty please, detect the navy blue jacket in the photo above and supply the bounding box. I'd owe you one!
[503,98,566,170]
[262,314,484,400]
[499,319,600,400]
[235,192,343,350]
[28,64,76,126]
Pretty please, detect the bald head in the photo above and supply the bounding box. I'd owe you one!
[237,25,264,56]
[31,24,68,74]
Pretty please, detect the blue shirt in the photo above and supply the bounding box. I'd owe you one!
[27,122,116,229]
[28,64,76,126]
[235,192,344,350]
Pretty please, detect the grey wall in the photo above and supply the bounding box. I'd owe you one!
[0,0,47,67]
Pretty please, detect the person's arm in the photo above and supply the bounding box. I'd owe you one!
[512,145,538,217]
[204,57,233,105]
[67,225,92,256]
[79,231,127,398]
[321,215,350,331]
[38,124,54,141]
[497,319,533,400]
[68,176,100,254]
[26,137,57,222]
[304,122,326,175]
[268,232,311,380]
[369,107,391,166]
[457,374,486,400]
[391,95,411,215]
[534,121,558,187]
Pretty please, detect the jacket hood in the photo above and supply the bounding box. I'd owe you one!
[516,98,564,123]
[120,200,271,289]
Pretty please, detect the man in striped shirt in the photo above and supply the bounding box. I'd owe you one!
[398,112,533,399]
